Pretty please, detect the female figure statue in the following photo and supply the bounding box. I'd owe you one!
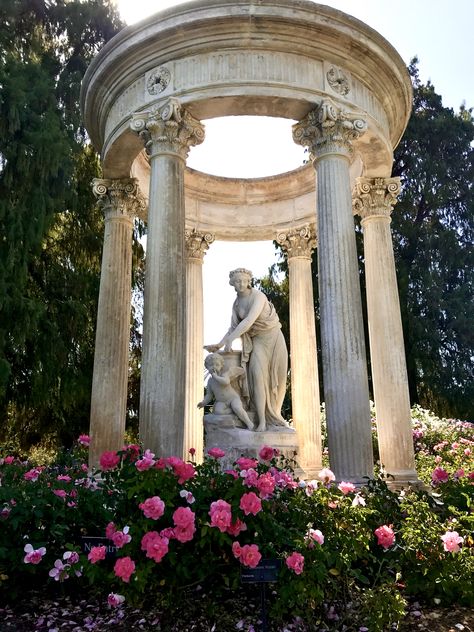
[206,268,288,432]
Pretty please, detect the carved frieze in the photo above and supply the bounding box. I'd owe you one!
[352,177,401,220]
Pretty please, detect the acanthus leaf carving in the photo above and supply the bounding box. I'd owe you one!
[352,177,401,221]
[293,98,367,161]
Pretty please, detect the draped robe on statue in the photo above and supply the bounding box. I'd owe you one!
[230,289,288,426]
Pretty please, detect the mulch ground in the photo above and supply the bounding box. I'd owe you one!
[0,593,472,631]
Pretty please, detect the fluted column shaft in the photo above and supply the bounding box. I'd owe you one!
[131,99,205,457]
[354,177,418,484]
[277,226,322,477]
[293,100,373,482]
[89,179,144,468]
[184,229,214,463]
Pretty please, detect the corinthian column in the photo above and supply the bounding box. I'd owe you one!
[89,178,145,468]
[131,99,205,457]
[293,100,373,483]
[277,225,322,477]
[184,228,214,463]
[353,177,419,485]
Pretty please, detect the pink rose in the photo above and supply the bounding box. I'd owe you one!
[179,489,195,504]
[272,469,297,489]
[239,492,262,516]
[139,496,165,520]
[53,489,67,499]
[141,531,169,563]
[114,556,135,583]
[338,481,356,495]
[374,525,395,549]
[23,544,46,564]
[242,468,259,488]
[99,451,120,471]
[224,469,239,479]
[24,468,42,482]
[239,544,262,568]
[112,527,132,548]
[256,473,275,499]
[78,434,90,447]
[258,445,278,461]
[227,519,247,537]
[318,468,336,484]
[135,449,155,471]
[105,522,116,539]
[189,447,196,457]
[107,593,125,608]
[208,447,226,459]
[306,528,324,548]
[441,531,464,553]
[88,545,106,563]
[236,457,258,470]
[56,475,71,482]
[173,461,196,484]
[124,444,140,462]
[286,551,304,575]
[4,456,15,465]
[209,499,232,532]
[173,507,196,543]
[432,467,450,484]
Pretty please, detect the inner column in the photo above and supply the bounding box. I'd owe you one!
[131,98,205,457]
[293,100,373,483]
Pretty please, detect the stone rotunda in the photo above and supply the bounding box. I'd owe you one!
[81,0,419,485]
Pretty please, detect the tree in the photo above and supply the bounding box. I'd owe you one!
[261,61,474,420]
[0,0,126,449]
[391,60,474,420]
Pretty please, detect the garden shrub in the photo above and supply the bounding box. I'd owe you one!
[0,408,472,631]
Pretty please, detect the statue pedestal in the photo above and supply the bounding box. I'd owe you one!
[204,416,299,472]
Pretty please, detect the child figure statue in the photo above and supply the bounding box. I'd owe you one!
[198,353,254,430]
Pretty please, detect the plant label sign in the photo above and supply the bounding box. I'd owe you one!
[80,536,117,559]
[241,559,281,583]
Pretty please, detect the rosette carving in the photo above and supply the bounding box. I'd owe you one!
[184,228,215,261]
[131,98,205,160]
[92,178,146,219]
[326,66,350,96]
[293,99,367,161]
[352,177,401,220]
[277,225,317,259]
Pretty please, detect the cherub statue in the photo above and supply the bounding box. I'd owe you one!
[198,353,253,430]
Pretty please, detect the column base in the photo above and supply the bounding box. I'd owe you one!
[381,469,425,491]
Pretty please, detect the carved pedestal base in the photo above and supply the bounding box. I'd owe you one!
[204,417,299,472]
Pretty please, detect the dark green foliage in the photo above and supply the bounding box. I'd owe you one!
[262,61,474,421]
[392,60,474,420]
[0,0,123,447]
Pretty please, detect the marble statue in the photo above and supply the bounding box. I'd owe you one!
[206,268,288,432]
[198,353,254,430]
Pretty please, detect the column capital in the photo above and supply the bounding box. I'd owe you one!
[184,228,215,262]
[131,98,205,160]
[352,177,401,222]
[292,99,367,162]
[92,178,146,220]
[276,225,317,259]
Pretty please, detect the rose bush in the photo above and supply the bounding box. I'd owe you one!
[0,409,472,631]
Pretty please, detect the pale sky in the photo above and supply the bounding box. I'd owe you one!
[115,0,474,344]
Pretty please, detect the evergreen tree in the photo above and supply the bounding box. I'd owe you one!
[262,61,473,420]
[392,60,474,420]
[0,1,125,448]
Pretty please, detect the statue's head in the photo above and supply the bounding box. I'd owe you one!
[204,352,224,372]
[229,268,253,289]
